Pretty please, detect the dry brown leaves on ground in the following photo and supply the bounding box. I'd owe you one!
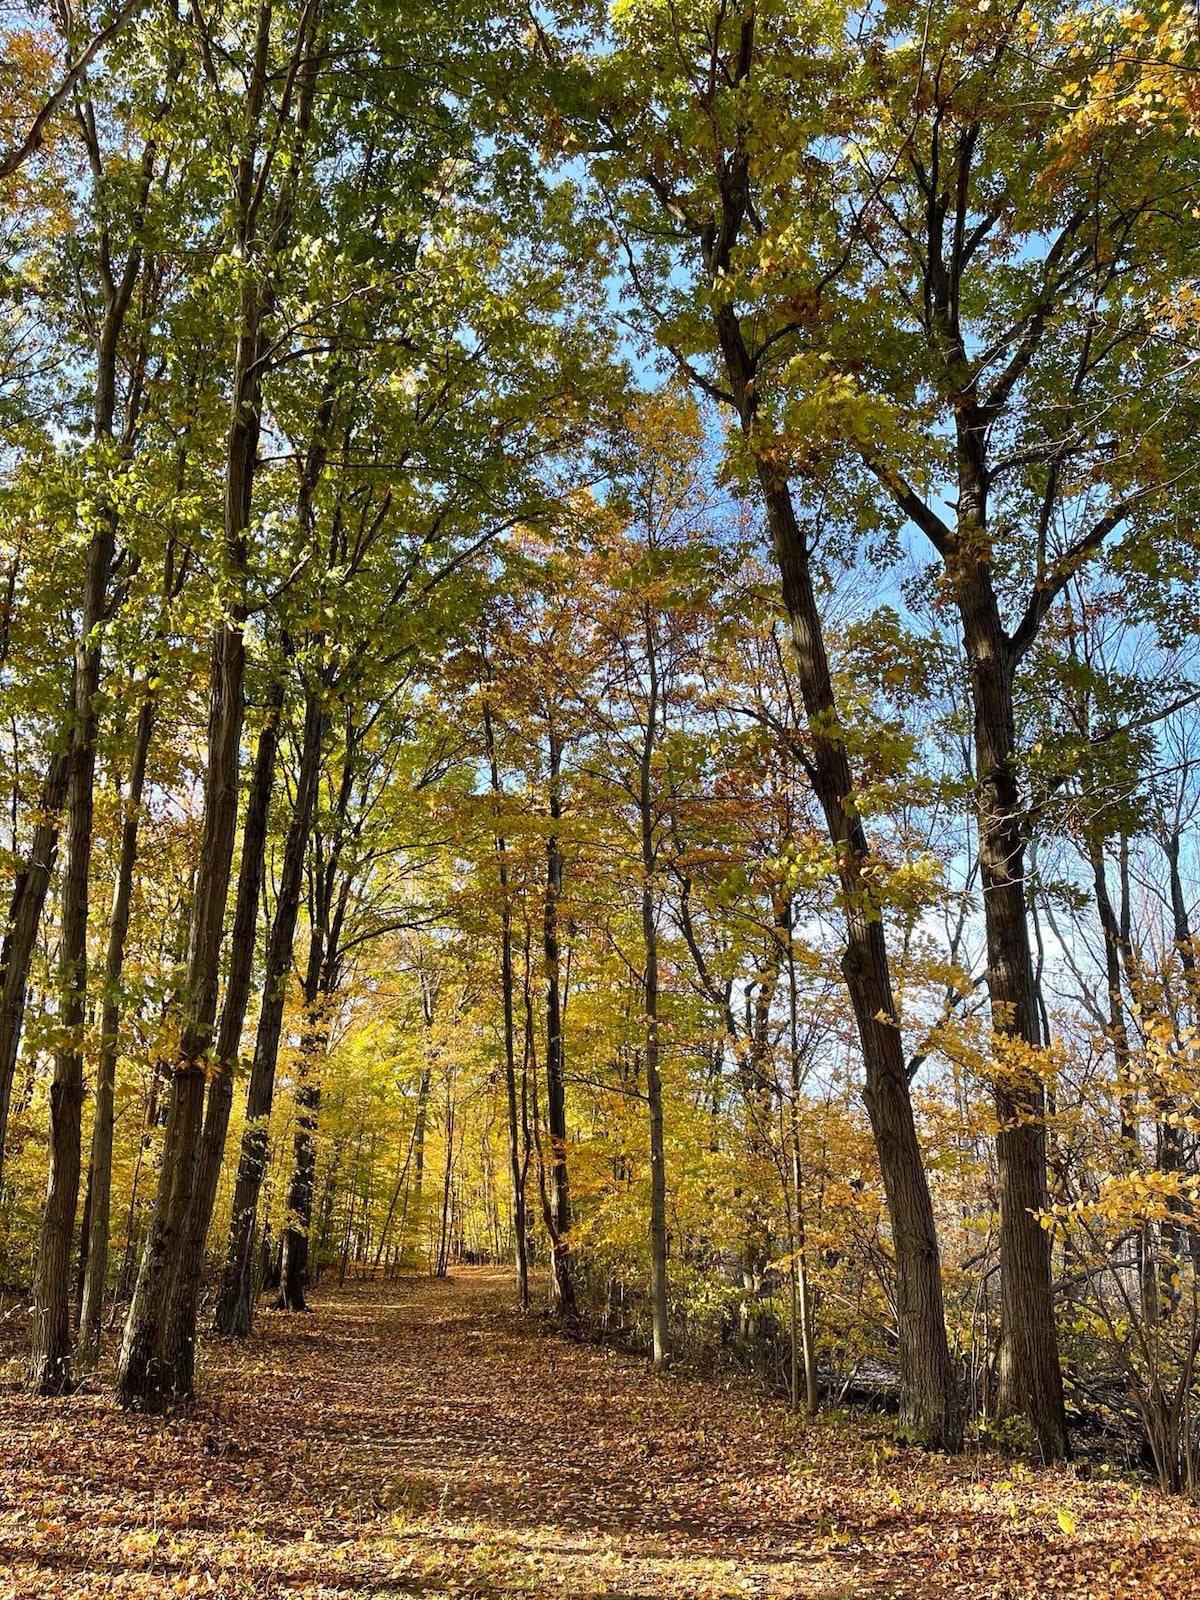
[0,1269,1196,1598]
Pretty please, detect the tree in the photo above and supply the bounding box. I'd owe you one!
[582,0,962,1448]
[115,0,330,1407]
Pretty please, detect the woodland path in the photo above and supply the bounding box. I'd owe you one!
[0,1268,1197,1599]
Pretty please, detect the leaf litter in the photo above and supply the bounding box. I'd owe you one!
[0,1269,1195,1598]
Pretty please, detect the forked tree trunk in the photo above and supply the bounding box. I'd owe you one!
[214,682,324,1335]
[759,464,960,1450]
[115,0,321,1408]
[114,612,246,1409]
[646,38,960,1441]
[116,264,257,1410]
[169,679,284,1353]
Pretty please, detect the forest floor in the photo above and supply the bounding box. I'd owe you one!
[0,1270,1197,1599]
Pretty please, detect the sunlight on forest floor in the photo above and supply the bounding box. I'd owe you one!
[0,1269,1196,1597]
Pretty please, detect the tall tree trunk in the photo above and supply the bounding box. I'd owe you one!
[214,681,325,1335]
[662,71,959,1433]
[114,0,320,1408]
[435,1077,454,1278]
[638,612,670,1373]
[958,572,1066,1459]
[1159,830,1194,1301]
[278,699,357,1309]
[0,750,70,1204]
[278,932,338,1310]
[277,1078,321,1310]
[28,215,146,1389]
[113,609,246,1407]
[483,696,529,1310]
[77,687,156,1366]
[1088,840,1154,1320]
[165,677,284,1356]
[1089,842,1137,1154]
[542,727,576,1322]
[27,531,109,1392]
[759,464,960,1449]
[404,1062,432,1261]
[784,900,818,1414]
[339,1121,364,1288]
[114,271,260,1409]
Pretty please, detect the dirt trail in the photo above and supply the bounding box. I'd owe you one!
[0,1268,1196,1598]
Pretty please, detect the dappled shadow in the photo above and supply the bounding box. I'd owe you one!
[0,1271,1195,1597]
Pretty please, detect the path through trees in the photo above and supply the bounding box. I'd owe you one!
[0,1270,1196,1598]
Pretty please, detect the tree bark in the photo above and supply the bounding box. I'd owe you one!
[957,565,1067,1459]
[628,13,959,1440]
[0,749,69,1201]
[482,696,528,1310]
[77,686,156,1366]
[277,1078,321,1309]
[278,924,330,1310]
[28,190,149,1389]
[112,0,321,1402]
[214,680,325,1335]
[541,727,576,1321]
[760,464,960,1449]
[114,605,246,1408]
[278,700,360,1307]
[159,674,285,1360]
[637,610,670,1373]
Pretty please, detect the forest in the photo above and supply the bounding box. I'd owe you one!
[1,0,1200,1593]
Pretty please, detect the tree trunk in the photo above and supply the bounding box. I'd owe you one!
[278,691,359,1308]
[77,687,156,1366]
[214,682,325,1335]
[116,320,256,1408]
[542,727,576,1322]
[759,464,960,1449]
[340,1122,364,1287]
[402,1062,432,1263]
[164,677,285,1359]
[0,750,70,1201]
[1088,840,1155,1320]
[113,605,246,1409]
[115,0,319,1407]
[277,1080,321,1310]
[27,276,136,1391]
[959,578,1066,1460]
[114,349,254,1404]
[785,901,818,1414]
[482,696,529,1309]
[671,99,960,1433]
[638,612,670,1373]
[435,1079,454,1278]
[1156,830,1195,1304]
